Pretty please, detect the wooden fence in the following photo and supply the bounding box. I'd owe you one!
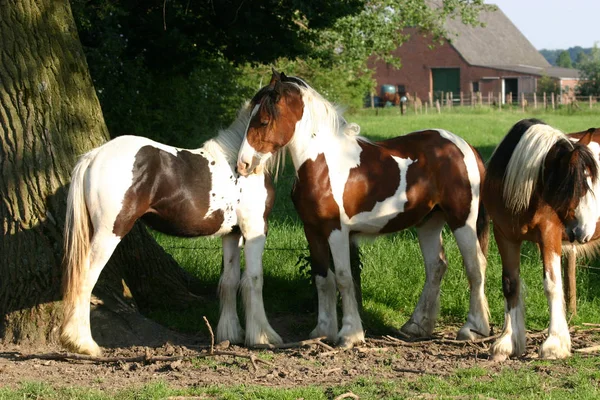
[372,92,600,114]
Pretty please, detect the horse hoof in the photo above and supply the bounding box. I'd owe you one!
[336,337,356,350]
[400,321,430,339]
[539,335,571,359]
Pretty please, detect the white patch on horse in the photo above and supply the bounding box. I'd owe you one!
[346,156,416,232]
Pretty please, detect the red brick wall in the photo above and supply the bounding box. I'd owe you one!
[369,28,539,102]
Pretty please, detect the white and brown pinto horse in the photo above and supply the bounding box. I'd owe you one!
[62,105,282,356]
[237,71,490,348]
[483,119,600,360]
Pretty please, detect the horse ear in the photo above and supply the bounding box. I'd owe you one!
[578,128,595,146]
[269,68,281,88]
[280,71,288,81]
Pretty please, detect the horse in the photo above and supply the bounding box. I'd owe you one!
[61,104,283,356]
[236,70,490,348]
[483,119,600,360]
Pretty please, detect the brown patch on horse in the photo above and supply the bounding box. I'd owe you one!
[342,131,472,233]
[113,146,225,237]
[263,173,276,234]
[292,153,341,239]
[343,141,400,219]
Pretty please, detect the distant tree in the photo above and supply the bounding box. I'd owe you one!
[556,50,573,68]
[575,50,587,67]
[577,44,600,96]
[537,75,560,95]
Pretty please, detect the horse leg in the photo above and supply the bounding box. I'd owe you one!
[401,212,447,338]
[61,229,121,356]
[241,233,283,346]
[490,227,525,361]
[539,237,571,359]
[306,228,338,342]
[329,229,364,349]
[216,232,244,344]
[453,224,490,340]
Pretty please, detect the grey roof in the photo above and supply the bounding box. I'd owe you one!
[487,64,580,79]
[443,4,551,69]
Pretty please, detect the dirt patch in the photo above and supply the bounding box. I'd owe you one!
[1,326,600,394]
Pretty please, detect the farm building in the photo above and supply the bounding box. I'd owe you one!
[370,4,579,105]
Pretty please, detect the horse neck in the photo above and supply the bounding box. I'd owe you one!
[286,95,354,172]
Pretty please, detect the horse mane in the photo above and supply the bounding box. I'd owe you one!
[501,120,571,213]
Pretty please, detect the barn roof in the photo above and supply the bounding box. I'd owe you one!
[442,4,551,69]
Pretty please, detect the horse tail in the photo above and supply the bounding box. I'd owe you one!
[62,149,99,312]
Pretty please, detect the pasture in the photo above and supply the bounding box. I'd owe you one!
[3,109,600,398]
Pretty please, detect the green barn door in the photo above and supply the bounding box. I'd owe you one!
[432,68,460,100]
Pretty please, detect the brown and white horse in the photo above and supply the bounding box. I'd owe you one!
[62,105,282,356]
[236,71,490,348]
[483,119,600,360]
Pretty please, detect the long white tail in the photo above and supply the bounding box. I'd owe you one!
[62,149,99,319]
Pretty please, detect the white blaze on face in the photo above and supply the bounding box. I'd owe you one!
[237,105,261,174]
[574,141,600,241]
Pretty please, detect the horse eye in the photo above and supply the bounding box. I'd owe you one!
[261,120,269,126]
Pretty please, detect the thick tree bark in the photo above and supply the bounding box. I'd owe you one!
[0,0,206,347]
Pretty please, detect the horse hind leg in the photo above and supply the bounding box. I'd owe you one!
[216,232,244,344]
[489,228,526,361]
[401,212,447,338]
[61,229,121,356]
[453,223,491,340]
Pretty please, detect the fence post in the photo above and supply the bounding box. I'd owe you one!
[450,92,453,108]
[435,100,441,114]
[551,92,555,109]
[498,92,502,110]
[478,92,482,106]
[521,92,525,112]
[543,92,547,108]
[533,93,537,109]
[460,91,464,107]
[591,95,593,109]
[429,92,433,108]
[488,92,492,106]
[425,102,428,114]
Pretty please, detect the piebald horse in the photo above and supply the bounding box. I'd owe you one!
[62,105,282,356]
[237,70,490,348]
[483,119,600,360]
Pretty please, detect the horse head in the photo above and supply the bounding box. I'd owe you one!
[544,129,600,243]
[237,69,304,176]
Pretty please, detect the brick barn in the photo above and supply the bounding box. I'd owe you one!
[370,4,579,104]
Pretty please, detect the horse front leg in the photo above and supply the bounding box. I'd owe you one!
[539,235,571,359]
[216,232,244,344]
[305,226,338,342]
[241,233,283,346]
[490,226,525,361]
[328,229,364,349]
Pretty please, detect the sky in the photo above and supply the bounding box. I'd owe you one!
[489,0,599,50]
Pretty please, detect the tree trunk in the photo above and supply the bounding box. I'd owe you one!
[0,0,206,348]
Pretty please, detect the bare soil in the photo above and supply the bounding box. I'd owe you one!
[1,324,600,395]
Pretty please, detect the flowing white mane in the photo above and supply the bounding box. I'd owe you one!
[202,103,252,164]
[503,123,571,213]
